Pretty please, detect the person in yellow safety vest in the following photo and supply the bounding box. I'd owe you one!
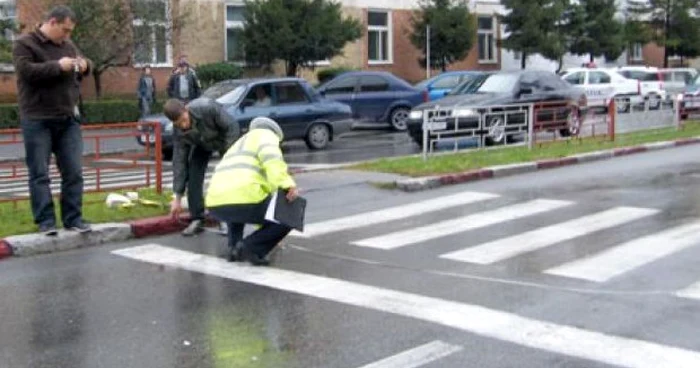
[206,116,299,266]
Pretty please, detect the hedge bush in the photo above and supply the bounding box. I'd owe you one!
[195,62,244,89]
[317,67,355,85]
[0,99,164,129]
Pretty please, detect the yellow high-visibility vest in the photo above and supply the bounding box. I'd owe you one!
[205,128,295,208]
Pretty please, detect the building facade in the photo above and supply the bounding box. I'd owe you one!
[0,0,504,100]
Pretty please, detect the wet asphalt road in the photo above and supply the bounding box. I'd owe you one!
[4,145,700,367]
[0,125,419,166]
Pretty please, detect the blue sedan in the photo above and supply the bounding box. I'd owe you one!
[415,71,484,101]
[137,78,354,158]
[315,71,426,131]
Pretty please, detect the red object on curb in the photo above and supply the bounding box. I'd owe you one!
[0,240,12,259]
[130,216,189,238]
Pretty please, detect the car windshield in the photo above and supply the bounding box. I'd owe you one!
[202,82,246,104]
[694,76,700,86]
[473,74,519,94]
[448,74,487,95]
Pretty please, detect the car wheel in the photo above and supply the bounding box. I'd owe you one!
[484,115,506,146]
[559,108,581,137]
[305,123,330,150]
[389,107,410,131]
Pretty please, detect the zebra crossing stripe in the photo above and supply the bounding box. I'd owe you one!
[676,280,700,301]
[545,221,700,282]
[113,244,700,368]
[440,207,659,265]
[356,340,462,368]
[292,191,499,238]
[352,199,572,250]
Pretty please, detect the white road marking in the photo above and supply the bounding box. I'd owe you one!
[441,207,658,264]
[292,191,499,238]
[545,221,700,282]
[113,244,700,368]
[353,199,572,249]
[356,340,462,368]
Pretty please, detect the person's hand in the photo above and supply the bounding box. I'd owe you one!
[58,57,75,72]
[286,187,299,202]
[76,57,88,73]
[170,197,183,219]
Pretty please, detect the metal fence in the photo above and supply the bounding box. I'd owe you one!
[420,96,685,159]
[0,122,163,205]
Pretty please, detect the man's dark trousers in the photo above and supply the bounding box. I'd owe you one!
[185,145,211,221]
[21,117,84,228]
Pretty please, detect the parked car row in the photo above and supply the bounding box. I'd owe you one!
[405,70,587,148]
[136,65,697,157]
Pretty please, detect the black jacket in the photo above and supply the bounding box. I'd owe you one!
[172,98,239,195]
[167,70,201,101]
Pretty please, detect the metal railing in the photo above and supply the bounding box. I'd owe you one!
[420,95,684,159]
[0,121,162,205]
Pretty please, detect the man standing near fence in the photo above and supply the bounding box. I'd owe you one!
[163,97,238,236]
[13,5,93,235]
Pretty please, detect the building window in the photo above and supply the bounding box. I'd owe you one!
[226,4,245,62]
[478,15,497,64]
[630,43,643,61]
[367,10,391,64]
[0,0,16,41]
[132,0,172,66]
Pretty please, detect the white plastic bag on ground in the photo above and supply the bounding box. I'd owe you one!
[106,193,132,208]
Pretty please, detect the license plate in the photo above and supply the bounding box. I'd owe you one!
[426,121,447,130]
[141,134,155,143]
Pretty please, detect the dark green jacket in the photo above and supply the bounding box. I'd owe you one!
[172,97,239,195]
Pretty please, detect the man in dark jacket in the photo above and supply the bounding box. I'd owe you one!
[12,5,93,235]
[163,97,239,236]
[167,61,201,103]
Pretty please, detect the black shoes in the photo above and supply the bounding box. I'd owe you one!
[182,220,204,236]
[39,224,58,236]
[229,241,270,266]
[66,221,92,234]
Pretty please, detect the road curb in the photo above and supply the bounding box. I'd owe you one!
[394,136,700,192]
[130,216,189,238]
[0,239,12,259]
[4,223,133,257]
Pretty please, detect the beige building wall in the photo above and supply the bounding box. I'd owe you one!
[176,0,226,66]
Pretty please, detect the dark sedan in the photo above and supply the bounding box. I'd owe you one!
[406,70,588,147]
[316,71,427,131]
[137,78,354,158]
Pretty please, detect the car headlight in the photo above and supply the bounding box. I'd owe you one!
[453,108,478,117]
[409,110,423,120]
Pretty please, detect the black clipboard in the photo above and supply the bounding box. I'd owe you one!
[267,189,307,232]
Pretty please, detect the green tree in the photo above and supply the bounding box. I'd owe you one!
[501,0,568,69]
[627,0,700,67]
[409,0,476,72]
[241,0,362,77]
[567,0,624,63]
[44,0,188,97]
[0,19,15,63]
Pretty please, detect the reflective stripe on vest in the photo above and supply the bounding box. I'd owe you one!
[217,136,282,174]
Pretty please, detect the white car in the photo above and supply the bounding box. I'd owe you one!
[560,68,641,112]
[615,66,668,109]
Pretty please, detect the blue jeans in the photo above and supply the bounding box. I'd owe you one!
[21,117,84,228]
